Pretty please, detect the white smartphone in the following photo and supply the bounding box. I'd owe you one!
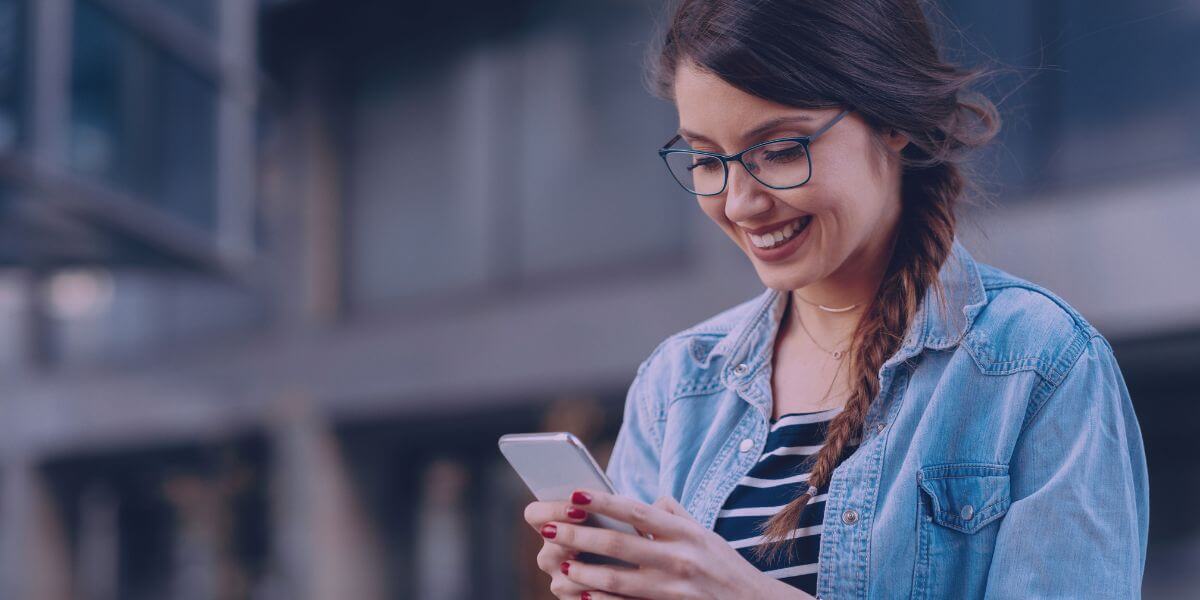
[498,431,652,567]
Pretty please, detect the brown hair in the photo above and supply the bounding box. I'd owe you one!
[646,0,1002,566]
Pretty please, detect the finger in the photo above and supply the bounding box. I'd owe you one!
[560,558,662,600]
[540,547,596,599]
[536,540,579,573]
[525,500,592,531]
[541,520,665,570]
[570,488,696,540]
[652,495,698,522]
[546,570,591,600]
[574,593,647,600]
[652,495,679,514]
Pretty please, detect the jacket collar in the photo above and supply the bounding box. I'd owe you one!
[704,238,988,386]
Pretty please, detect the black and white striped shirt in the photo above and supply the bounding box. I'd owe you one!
[712,406,860,596]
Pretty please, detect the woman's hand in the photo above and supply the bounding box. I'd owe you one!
[524,496,599,599]
[528,487,812,599]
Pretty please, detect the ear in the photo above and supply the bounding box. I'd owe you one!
[884,127,910,153]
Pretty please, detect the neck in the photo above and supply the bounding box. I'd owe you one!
[788,291,865,350]
[788,227,897,346]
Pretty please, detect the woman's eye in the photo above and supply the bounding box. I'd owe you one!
[764,145,806,163]
[689,157,721,172]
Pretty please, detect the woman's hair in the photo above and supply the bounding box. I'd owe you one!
[646,0,1001,566]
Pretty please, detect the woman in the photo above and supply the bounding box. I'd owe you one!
[523,1,1149,598]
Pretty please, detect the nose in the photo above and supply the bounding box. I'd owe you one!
[723,159,771,223]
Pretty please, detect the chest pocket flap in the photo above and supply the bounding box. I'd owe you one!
[917,463,1011,534]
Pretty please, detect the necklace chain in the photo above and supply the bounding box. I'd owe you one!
[791,294,852,360]
[795,292,860,313]
[777,293,851,427]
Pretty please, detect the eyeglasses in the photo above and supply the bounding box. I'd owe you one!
[657,108,851,196]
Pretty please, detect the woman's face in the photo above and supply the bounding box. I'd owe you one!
[672,60,910,295]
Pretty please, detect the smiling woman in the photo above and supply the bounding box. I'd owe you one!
[523,1,1150,599]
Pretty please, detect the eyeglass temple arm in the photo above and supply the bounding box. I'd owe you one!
[810,108,851,140]
[659,108,848,151]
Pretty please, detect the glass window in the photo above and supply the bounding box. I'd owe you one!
[70,0,217,231]
[159,0,214,33]
[941,0,1200,196]
[513,8,686,279]
[1052,0,1200,184]
[0,0,23,151]
[934,1,1044,197]
[344,2,687,309]
[346,63,495,305]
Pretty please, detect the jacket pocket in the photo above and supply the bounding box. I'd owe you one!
[911,463,1011,599]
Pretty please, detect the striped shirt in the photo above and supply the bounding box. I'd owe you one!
[712,406,860,596]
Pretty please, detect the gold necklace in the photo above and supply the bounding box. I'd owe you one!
[791,299,852,360]
[794,291,860,313]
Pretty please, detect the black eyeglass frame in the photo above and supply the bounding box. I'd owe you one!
[657,108,852,196]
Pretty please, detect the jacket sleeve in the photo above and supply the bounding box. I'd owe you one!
[983,333,1150,598]
[604,353,664,506]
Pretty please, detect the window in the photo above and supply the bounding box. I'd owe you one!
[70,0,218,231]
[0,0,22,151]
[1052,0,1200,184]
[512,9,686,280]
[342,1,687,309]
[159,0,214,32]
[938,0,1200,198]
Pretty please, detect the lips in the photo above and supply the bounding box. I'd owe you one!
[746,215,811,249]
[746,214,813,262]
[741,215,812,236]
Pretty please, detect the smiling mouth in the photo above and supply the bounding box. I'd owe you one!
[746,215,812,249]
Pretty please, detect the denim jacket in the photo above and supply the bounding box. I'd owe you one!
[605,239,1149,599]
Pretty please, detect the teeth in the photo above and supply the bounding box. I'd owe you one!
[749,217,808,249]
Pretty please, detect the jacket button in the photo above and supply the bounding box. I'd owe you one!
[842,509,859,525]
[875,423,886,434]
[739,438,754,452]
[733,363,749,376]
[960,504,974,520]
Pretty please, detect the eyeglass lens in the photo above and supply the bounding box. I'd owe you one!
[663,139,810,195]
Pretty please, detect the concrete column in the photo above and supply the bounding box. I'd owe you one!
[266,392,385,600]
[0,457,72,600]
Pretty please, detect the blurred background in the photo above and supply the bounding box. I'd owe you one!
[0,0,1195,598]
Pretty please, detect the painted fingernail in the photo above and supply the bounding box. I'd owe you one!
[567,507,587,519]
[541,524,557,539]
[560,561,570,575]
[572,491,592,505]
[581,592,592,600]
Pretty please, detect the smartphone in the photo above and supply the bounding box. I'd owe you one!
[498,431,651,567]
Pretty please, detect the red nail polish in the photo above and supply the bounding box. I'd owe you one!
[581,592,592,600]
[560,561,570,575]
[541,524,557,539]
[572,491,592,505]
[567,507,587,519]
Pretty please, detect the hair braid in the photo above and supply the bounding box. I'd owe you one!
[747,163,959,567]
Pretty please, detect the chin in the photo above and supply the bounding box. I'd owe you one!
[753,267,808,292]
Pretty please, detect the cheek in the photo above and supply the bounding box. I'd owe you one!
[796,203,850,244]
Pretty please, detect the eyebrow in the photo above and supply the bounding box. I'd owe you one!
[677,115,816,145]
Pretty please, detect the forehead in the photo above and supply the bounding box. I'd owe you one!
[672,61,823,144]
